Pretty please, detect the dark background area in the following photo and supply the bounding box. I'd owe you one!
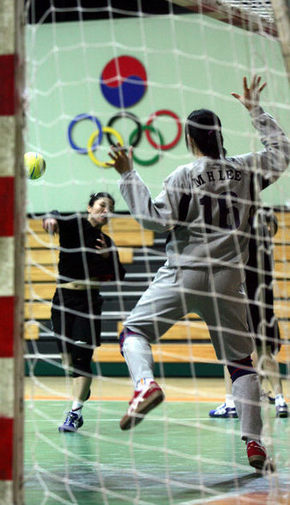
[25,0,188,24]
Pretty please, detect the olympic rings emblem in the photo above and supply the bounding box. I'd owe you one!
[67,110,182,167]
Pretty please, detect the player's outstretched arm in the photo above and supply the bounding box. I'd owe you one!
[107,143,133,175]
[231,75,266,111]
[231,75,289,184]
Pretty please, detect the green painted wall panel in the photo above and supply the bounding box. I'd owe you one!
[25,14,289,213]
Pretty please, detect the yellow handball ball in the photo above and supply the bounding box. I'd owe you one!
[24,152,46,180]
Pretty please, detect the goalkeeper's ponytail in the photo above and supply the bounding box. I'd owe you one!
[185,109,226,159]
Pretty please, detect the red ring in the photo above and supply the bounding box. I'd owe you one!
[145,109,182,151]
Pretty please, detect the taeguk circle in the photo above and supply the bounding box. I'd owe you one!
[100,55,147,108]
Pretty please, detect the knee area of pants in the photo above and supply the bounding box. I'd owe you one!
[119,328,148,356]
[71,350,93,376]
[71,358,92,377]
[227,355,255,383]
[119,328,136,356]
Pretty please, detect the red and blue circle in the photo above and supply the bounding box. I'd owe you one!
[100,55,147,108]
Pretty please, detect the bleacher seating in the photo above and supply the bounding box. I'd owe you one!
[25,212,290,370]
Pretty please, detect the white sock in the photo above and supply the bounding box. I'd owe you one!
[275,394,285,406]
[136,378,155,391]
[247,439,262,446]
[72,401,83,417]
[122,334,154,388]
[225,394,235,408]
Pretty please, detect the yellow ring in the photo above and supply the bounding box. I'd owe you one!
[87,126,124,167]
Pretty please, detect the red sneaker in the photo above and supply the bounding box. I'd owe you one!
[247,441,267,470]
[120,381,165,431]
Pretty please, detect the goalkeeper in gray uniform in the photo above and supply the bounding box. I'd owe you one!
[108,76,290,470]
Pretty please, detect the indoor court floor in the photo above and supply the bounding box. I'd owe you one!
[24,377,290,505]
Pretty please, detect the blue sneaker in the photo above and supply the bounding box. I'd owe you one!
[58,411,84,433]
[209,402,238,418]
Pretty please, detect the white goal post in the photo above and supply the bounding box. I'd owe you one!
[0,1,26,505]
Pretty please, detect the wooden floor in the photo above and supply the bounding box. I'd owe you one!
[24,376,290,403]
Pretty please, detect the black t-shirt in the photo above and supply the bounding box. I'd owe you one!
[50,212,126,283]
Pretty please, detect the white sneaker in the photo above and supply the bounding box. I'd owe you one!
[209,402,238,418]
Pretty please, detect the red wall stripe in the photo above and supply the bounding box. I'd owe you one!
[0,177,14,236]
[0,54,15,116]
[0,297,14,357]
[0,417,13,480]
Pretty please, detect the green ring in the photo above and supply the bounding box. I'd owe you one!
[129,125,164,166]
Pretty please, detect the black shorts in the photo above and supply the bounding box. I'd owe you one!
[51,287,103,354]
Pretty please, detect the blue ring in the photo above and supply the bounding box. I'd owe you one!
[68,114,103,154]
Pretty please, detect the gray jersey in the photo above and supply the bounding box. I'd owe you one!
[119,106,289,268]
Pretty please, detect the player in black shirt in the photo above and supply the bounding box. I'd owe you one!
[209,209,288,418]
[42,192,126,432]
[246,209,288,417]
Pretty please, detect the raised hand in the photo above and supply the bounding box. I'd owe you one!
[107,143,133,175]
[42,217,59,235]
[231,75,267,111]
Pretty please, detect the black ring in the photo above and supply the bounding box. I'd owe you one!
[106,112,142,147]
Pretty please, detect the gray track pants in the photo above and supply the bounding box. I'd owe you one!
[123,265,262,441]
[124,265,254,362]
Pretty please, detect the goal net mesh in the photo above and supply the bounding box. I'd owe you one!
[23,1,289,504]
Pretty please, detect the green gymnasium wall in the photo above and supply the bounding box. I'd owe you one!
[25,14,289,214]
